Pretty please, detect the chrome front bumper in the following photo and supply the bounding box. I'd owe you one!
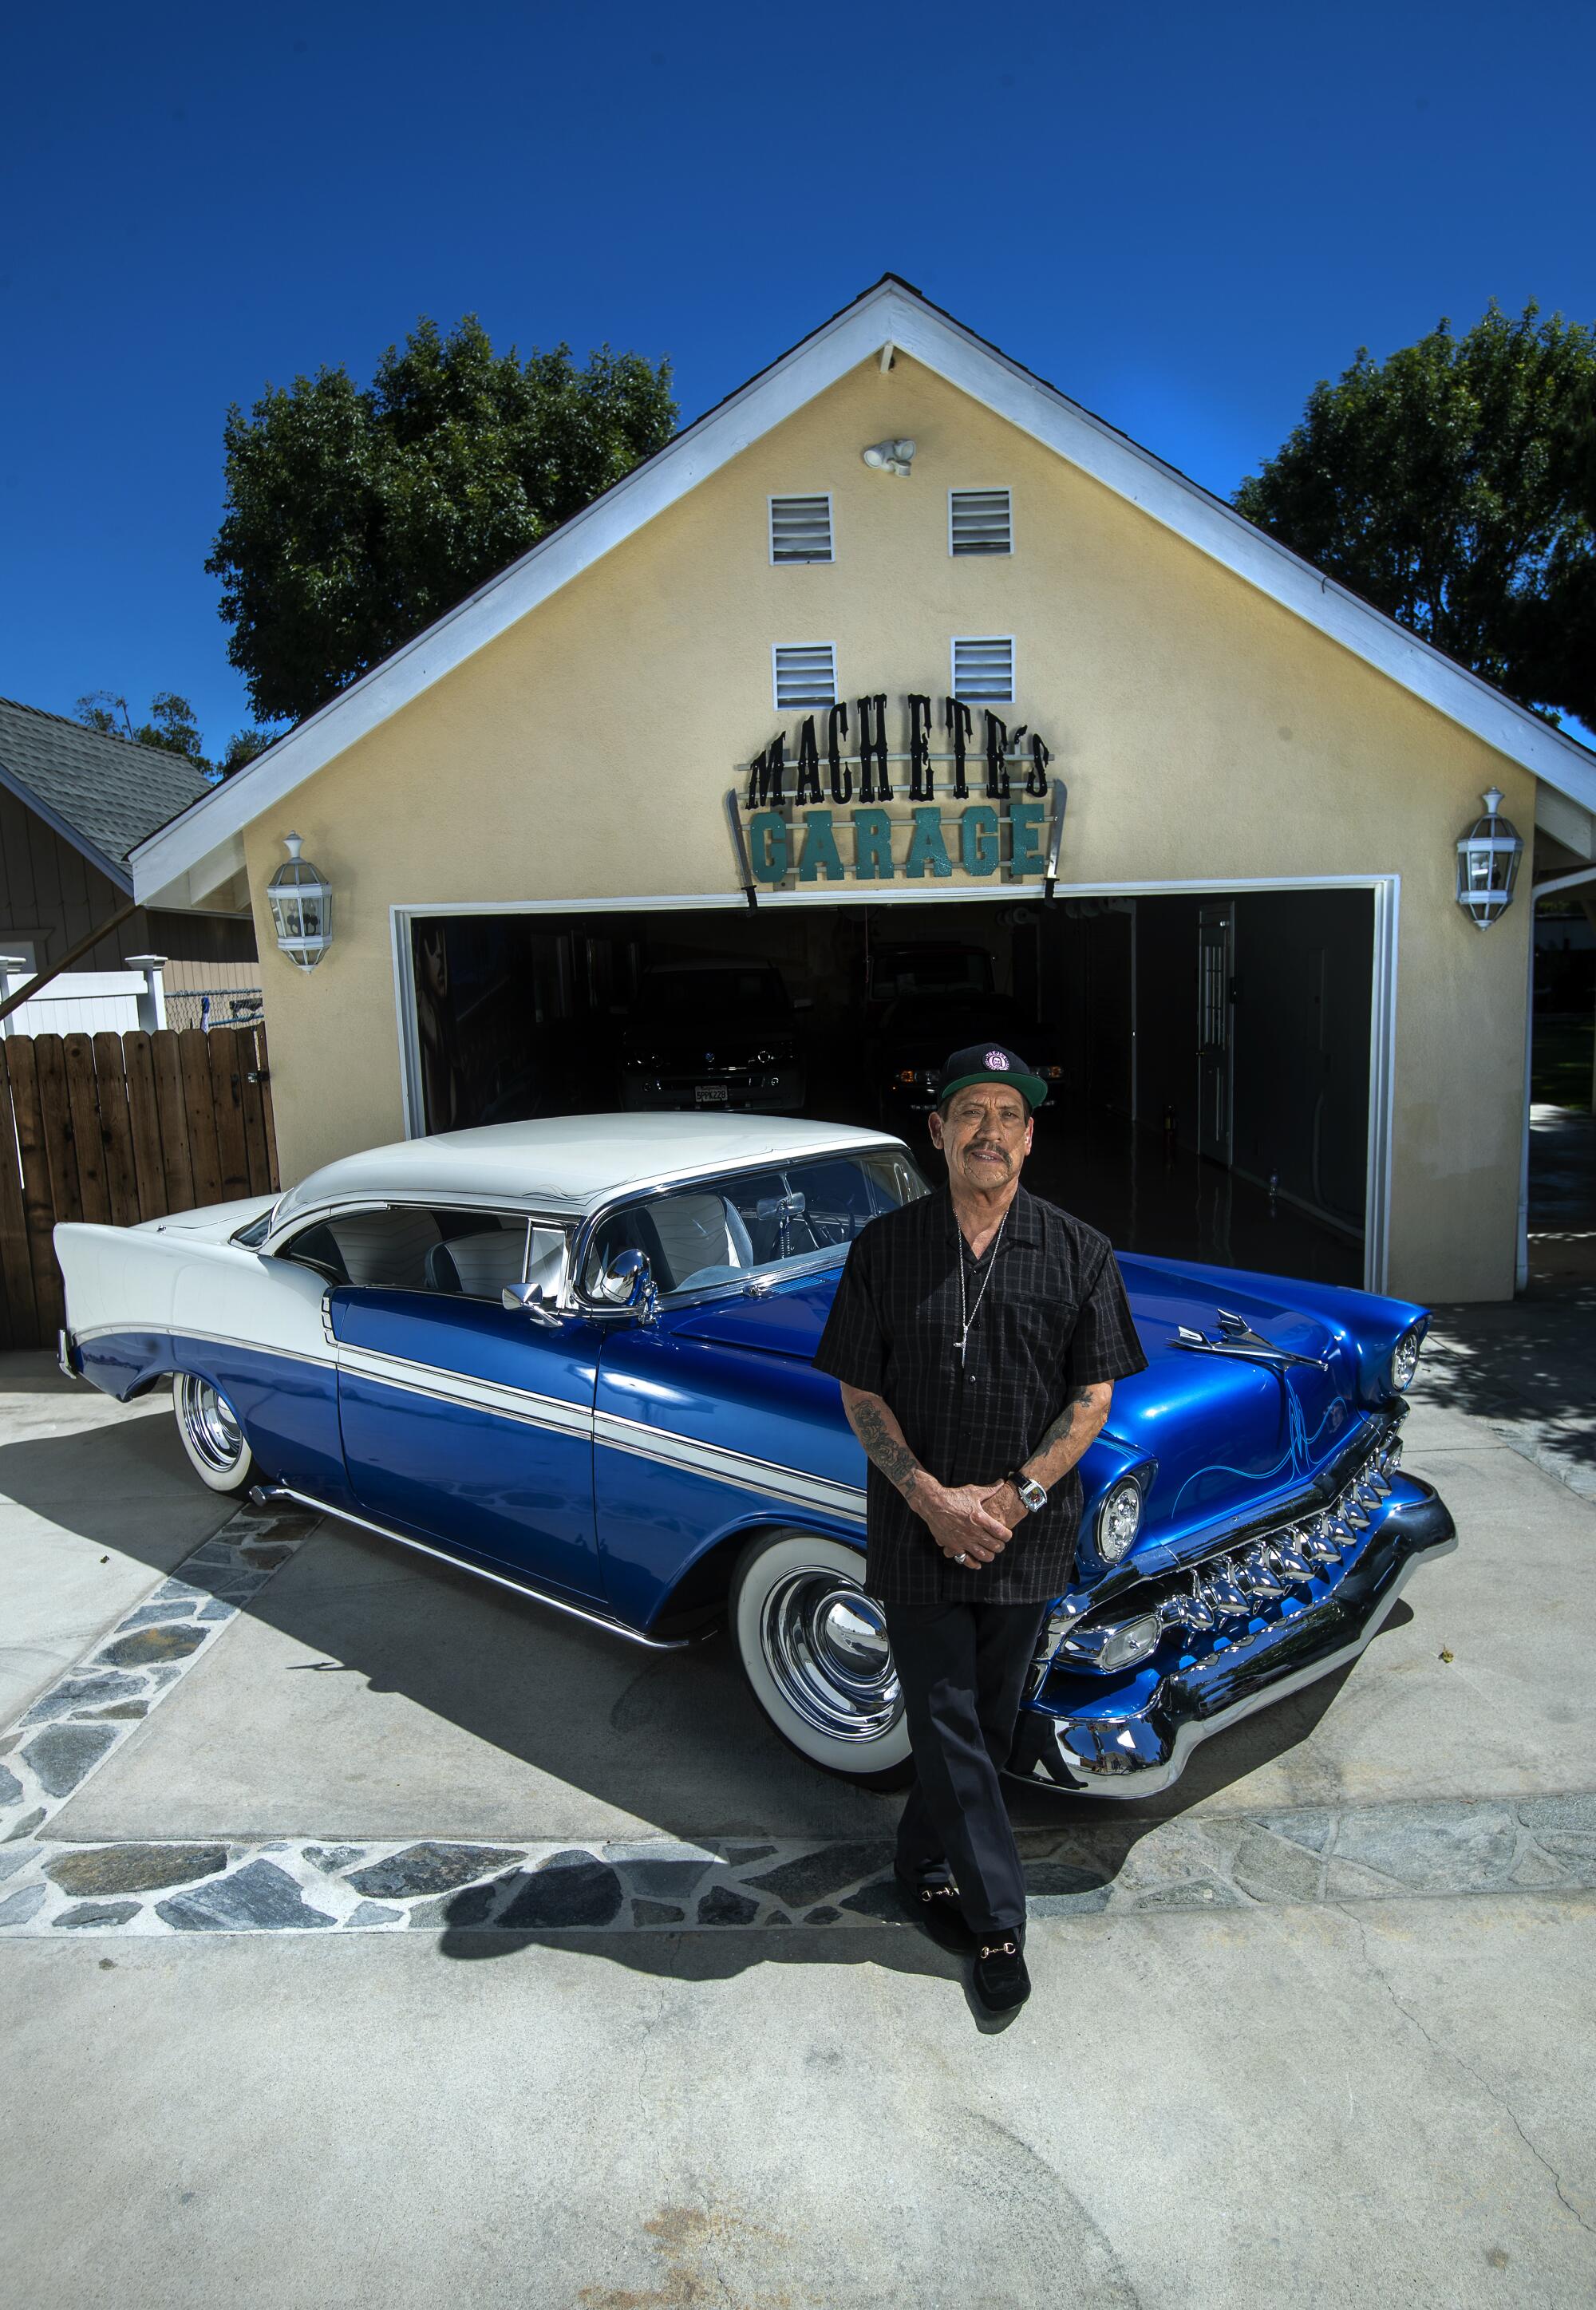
[1009,1480,1456,1799]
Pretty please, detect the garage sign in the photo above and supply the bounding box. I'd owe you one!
[727,693,1066,898]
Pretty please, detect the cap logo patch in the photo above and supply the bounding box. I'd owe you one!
[985,1050,1009,1070]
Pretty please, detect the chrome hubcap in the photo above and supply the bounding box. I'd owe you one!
[760,1570,899,1743]
[178,1376,245,1473]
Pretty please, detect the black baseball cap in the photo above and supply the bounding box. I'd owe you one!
[938,1042,1049,1111]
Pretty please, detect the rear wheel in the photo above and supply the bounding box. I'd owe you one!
[174,1375,255,1495]
[730,1530,911,1787]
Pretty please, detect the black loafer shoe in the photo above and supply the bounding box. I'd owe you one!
[895,1864,977,1954]
[972,1935,1031,2013]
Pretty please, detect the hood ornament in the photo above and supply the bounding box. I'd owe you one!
[1171,1307,1328,1373]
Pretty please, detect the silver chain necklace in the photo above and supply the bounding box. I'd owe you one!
[956,1210,1008,1368]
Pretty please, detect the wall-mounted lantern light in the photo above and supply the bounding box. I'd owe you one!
[266,834,333,970]
[1455,789,1523,931]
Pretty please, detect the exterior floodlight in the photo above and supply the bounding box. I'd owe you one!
[266,833,333,971]
[1455,788,1523,930]
[862,436,916,477]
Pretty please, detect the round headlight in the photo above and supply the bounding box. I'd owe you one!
[1389,1327,1423,1392]
[1096,1478,1143,1563]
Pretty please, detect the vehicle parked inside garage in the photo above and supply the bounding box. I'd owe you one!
[619,961,808,1113]
[54,1115,1454,1796]
[875,993,1063,1126]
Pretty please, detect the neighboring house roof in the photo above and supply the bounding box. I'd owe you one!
[130,274,1596,908]
[0,696,214,895]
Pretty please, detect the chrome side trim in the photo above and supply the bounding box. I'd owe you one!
[84,1321,864,1525]
[73,1321,338,1370]
[595,1409,867,1524]
[334,1341,592,1440]
[247,1485,697,1650]
[338,1341,866,1520]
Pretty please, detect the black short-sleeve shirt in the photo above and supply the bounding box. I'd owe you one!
[812,1182,1148,1604]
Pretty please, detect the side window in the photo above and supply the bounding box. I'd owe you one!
[583,1184,756,1297]
[280,1209,567,1303]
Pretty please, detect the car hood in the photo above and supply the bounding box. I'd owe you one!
[674,1254,1424,1555]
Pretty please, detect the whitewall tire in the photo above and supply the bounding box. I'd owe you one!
[174,1375,255,1495]
[730,1529,912,1787]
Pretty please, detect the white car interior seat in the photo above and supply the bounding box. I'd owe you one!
[332,1208,444,1288]
[646,1194,755,1291]
[427,1223,565,1302]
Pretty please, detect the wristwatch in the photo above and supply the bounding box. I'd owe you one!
[1007,1470,1049,1514]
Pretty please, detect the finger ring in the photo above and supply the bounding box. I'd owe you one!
[954,1551,970,1566]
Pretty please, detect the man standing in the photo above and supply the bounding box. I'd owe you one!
[812,1043,1147,2013]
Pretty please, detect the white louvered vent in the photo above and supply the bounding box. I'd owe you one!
[950,488,1012,555]
[951,636,1014,702]
[772,643,837,711]
[769,495,834,563]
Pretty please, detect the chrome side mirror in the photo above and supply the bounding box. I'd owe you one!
[501,1281,562,1329]
[602,1250,658,1325]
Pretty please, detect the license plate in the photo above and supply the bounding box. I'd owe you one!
[695,1084,729,1104]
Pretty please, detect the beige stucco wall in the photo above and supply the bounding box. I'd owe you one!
[240,353,1533,1302]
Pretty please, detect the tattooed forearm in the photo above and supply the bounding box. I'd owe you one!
[1018,1380,1114,1489]
[1034,1384,1096,1456]
[839,1386,924,1503]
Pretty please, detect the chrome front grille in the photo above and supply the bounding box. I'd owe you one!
[1051,1434,1404,1675]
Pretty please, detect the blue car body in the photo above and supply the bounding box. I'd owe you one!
[57,1119,1456,1800]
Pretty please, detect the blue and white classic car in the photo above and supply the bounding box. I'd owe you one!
[55,1116,1455,1797]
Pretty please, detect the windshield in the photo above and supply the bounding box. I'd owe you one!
[583,1149,927,1299]
[871,948,994,1000]
[635,966,792,1019]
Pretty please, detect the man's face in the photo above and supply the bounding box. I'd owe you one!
[928,1082,1033,1193]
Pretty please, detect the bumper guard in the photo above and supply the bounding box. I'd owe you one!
[1009,1481,1456,1799]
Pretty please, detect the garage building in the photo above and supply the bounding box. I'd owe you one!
[131,278,1596,1302]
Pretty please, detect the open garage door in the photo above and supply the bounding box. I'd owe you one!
[399,888,1376,1288]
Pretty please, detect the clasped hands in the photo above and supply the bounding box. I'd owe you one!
[918,1476,1028,1568]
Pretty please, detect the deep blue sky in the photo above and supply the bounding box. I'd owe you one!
[2,0,1591,756]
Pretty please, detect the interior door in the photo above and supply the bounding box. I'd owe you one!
[1198,903,1234,1167]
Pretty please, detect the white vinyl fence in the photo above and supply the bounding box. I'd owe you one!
[0,959,167,1039]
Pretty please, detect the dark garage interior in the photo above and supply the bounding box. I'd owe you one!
[409,889,1374,1285]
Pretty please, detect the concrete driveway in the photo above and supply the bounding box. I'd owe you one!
[2,1332,1594,2308]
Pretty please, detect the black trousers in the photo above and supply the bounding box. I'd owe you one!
[883,1597,1049,1938]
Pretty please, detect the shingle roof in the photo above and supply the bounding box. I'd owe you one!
[0,697,215,888]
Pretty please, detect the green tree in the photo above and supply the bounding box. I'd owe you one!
[217,727,278,777]
[75,689,211,770]
[207,316,678,725]
[1234,302,1596,725]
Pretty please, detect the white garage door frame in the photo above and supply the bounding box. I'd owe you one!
[389,874,1400,1293]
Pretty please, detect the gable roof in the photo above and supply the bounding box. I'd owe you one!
[130,275,1596,907]
[0,695,215,894]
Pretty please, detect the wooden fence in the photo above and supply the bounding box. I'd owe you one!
[0,1025,279,1351]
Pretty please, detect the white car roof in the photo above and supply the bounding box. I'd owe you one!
[270,1113,907,1232]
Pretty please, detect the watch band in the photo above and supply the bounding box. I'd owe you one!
[1008,1470,1049,1513]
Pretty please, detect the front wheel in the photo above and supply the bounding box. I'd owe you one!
[730,1530,911,1787]
[173,1374,255,1495]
